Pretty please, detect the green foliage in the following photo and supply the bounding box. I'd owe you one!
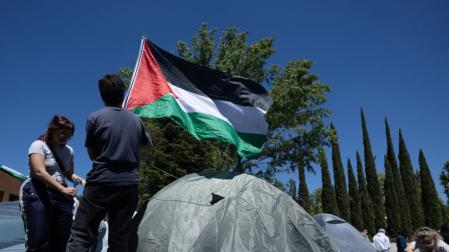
[385,118,411,235]
[319,147,339,216]
[309,188,323,216]
[176,23,276,83]
[360,109,385,229]
[419,150,443,229]
[440,161,449,204]
[331,125,351,221]
[348,158,363,230]
[356,151,375,235]
[298,166,311,211]
[384,156,402,236]
[286,178,297,199]
[262,59,331,209]
[399,130,424,229]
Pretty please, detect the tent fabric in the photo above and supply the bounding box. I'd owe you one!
[313,213,376,252]
[134,172,339,252]
[0,202,24,249]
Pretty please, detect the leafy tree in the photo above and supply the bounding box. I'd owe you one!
[262,60,332,210]
[356,151,375,235]
[119,24,282,204]
[286,178,297,200]
[348,158,363,230]
[331,124,350,221]
[419,150,443,229]
[385,118,411,234]
[121,23,332,207]
[319,147,339,215]
[309,188,323,216]
[384,156,402,236]
[360,109,385,229]
[398,130,424,229]
[440,161,449,204]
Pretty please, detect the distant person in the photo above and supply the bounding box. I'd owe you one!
[405,226,449,252]
[67,74,151,252]
[373,228,391,252]
[396,230,408,252]
[19,115,85,252]
[361,228,371,241]
[441,222,449,244]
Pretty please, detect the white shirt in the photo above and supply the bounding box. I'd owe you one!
[373,232,390,250]
[28,140,74,185]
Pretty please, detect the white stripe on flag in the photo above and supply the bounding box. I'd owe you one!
[169,83,269,135]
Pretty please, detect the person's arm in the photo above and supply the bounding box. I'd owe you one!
[29,153,76,197]
[65,151,86,186]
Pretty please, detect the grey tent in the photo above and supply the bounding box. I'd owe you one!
[132,172,339,252]
[313,213,376,252]
[0,201,24,250]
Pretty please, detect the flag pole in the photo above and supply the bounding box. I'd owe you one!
[122,36,147,108]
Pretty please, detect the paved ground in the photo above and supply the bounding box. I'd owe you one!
[391,242,398,252]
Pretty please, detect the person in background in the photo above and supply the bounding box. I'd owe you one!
[405,227,449,252]
[19,115,85,252]
[396,230,407,252]
[373,228,391,252]
[361,228,370,241]
[66,74,151,252]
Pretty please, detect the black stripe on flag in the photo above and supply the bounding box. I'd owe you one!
[148,40,272,111]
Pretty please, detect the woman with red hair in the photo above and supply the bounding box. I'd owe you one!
[20,115,85,252]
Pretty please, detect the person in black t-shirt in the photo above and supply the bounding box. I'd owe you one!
[67,75,151,252]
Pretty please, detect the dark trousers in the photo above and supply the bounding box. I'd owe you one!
[66,184,138,252]
[20,179,74,252]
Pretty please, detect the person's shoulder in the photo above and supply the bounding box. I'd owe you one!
[29,140,47,155]
[30,140,46,148]
[88,108,107,118]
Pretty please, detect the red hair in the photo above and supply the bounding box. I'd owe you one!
[38,115,75,142]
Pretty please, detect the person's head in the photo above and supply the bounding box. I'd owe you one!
[38,115,75,146]
[362,229,368,234]
[98,74,126,106]
[378,228,386,234]
[414,227,442,250]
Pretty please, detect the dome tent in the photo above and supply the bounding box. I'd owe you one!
[131,172,339,252]
[313,213,376,252]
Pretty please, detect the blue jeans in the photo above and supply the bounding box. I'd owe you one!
[20,179,74,252]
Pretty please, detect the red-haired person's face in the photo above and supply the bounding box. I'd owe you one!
[51,128,73,146]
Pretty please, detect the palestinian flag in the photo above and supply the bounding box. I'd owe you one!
[123,38,272,158]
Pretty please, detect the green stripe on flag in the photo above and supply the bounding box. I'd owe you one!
[131,94,266,158]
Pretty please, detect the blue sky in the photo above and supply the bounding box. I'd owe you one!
[1,0,448,199]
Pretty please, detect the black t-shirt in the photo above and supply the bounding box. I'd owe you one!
[85,107,151,185]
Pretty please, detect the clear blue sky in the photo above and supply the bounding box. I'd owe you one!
[1,0,448,199]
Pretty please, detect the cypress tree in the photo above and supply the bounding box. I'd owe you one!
[357,151,375,235]
[384,156,402,235]
[385,118,411,235]
[298,166,310,212]
[348,158,363,230]
[419,149,443,229]
[319,147,339,215]
[398,130,424,229]
[331,124,351,221]
[361,109,386,229]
